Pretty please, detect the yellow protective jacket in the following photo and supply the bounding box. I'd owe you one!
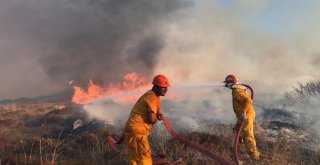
[124,90,160,165]
[124,90,160,135]
[232,85,255,121]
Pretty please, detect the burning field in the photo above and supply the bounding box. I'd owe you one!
[0,76,320,165]
[1,0,320,164]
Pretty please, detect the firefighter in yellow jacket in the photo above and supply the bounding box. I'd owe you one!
[224,74,260,160]
[124,75,170,165]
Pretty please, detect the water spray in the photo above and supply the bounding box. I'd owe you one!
[171,83,225,88]
[86,83,225,105]
[100,82,257,164]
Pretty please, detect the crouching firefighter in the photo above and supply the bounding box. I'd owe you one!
[224,74,260,160]
[123,75,170,165]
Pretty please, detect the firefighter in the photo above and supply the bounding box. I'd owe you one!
[224,74,260,160]
[124,74,170,165]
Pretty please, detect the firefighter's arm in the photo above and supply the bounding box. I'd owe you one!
[147,110,158,124]
[146,97,158,124]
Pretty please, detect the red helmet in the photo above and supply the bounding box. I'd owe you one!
[224,74,239,84]
[152,75,170,87]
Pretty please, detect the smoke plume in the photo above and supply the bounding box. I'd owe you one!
[1,0,320,137]
[155,1,320,97]
[82,1,320,137]
[0,0,191,99]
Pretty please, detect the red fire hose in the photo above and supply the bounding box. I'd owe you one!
[241,84,254,100]
[107,115,234,165]
[160,115,234,165]
[106,134,124,153]
[234,120,245,165]
[106,83,254,165]
[107,133,180,165]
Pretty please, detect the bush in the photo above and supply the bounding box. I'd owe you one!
[285,80,320,102]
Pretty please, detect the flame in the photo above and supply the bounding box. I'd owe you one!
[71,72,151,104]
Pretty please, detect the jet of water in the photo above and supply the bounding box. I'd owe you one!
[171,83,225,89]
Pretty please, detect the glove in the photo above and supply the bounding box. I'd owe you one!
[157,113,163,121]
[242,113,247,120]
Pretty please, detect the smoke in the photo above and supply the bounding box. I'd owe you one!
[84,85,236,133]
[155,1,320,97]
[0,0,191,99]
[1,0,319,133]
[283,81,320,140]
[40,0,190,86]
[311,54,320,66]
[84,100,132,127]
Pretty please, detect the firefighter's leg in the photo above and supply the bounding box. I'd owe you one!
[126,134,152,165]
[242,118,260,160]
[136,134,152,165]
[126,135,138,165]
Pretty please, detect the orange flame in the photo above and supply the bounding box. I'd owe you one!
[71,72,151,104]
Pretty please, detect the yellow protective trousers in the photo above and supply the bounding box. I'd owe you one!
[125,134,152,165]
[232,86,260,160]
[239,116,260,160]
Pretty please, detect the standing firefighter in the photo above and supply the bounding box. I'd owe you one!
[124,75,170,165]
[224,74,260,160]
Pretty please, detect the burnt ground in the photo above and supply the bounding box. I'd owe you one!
[0,103,320,165]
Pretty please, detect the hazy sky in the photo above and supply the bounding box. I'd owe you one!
[218,0,319,36]
[0,0,319,100]
[156,0,320,95]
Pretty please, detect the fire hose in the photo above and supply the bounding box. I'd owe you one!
[234,119,245,165]
[107,115,234,165]
[234,84,254,165]
[106,133,180,165]
[241,84,254,100]
[106,83,254,165]
[160,115,234,165]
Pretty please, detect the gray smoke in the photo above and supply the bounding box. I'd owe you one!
[40,0,191,87]
[0,0,191,99]
[84,85,236,132]
[155,1,320,97]
[1,0,319,102]
[311,54,320,66]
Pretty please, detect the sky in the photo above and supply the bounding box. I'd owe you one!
[218,0,318,37]
[0,0,319,100]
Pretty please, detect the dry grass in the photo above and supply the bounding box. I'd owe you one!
[1,103,320,165]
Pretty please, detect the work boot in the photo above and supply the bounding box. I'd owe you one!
[249,151,260,160]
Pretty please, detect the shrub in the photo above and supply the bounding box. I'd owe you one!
[285,80,320,102]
